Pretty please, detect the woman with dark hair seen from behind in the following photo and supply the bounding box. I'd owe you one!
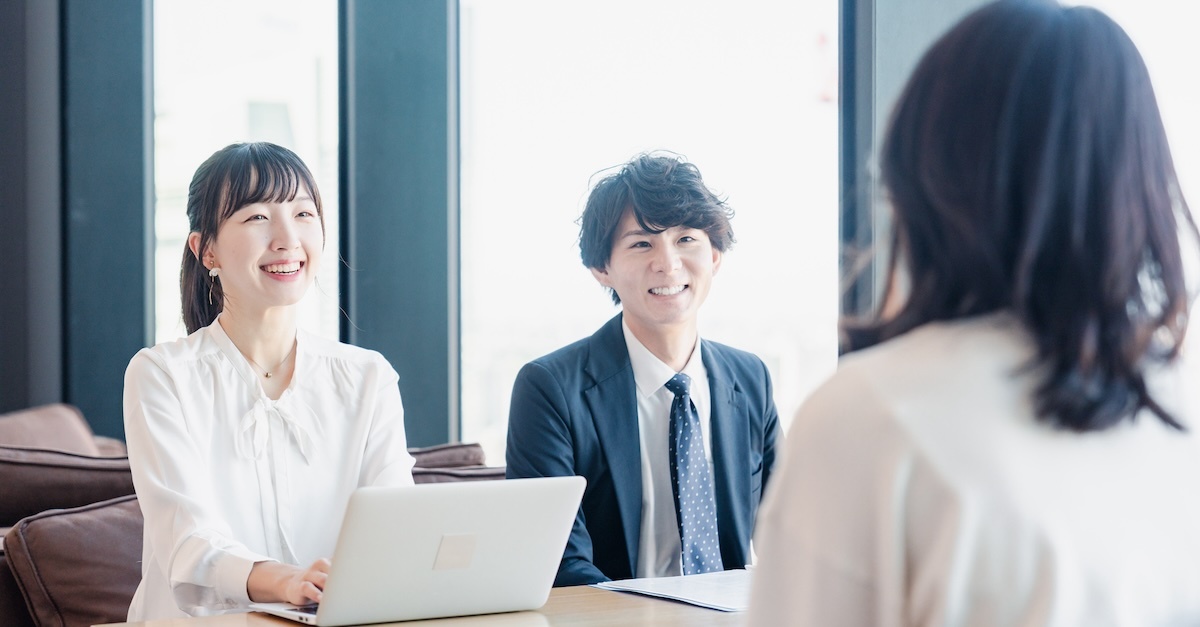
[749,1,1200,625]
[123,142,415,620]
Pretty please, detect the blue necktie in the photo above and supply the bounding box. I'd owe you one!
[665,372,724,575]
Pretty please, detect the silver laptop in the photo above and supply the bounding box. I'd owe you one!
[250,476,584,626]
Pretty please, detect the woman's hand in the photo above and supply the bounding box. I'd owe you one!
[247,558,331,605]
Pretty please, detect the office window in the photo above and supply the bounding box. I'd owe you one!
[153,0,340,344]
[459,0,840,461]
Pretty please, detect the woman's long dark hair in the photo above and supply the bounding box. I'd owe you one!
[847,0,1197,431]
[181,142,323,334]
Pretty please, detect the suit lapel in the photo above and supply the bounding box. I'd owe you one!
[703,344,751,566]
[582,314,643,575]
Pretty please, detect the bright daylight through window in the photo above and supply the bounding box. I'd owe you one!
[458,0,841,461]
[153,0,340,345]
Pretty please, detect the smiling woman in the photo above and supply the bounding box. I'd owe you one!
[194,195,323,324]
[181,145,327,400]
[182,144,325,337]
[123,143,417,621]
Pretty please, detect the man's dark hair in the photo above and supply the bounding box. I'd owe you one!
[579,153,735,304]
[847,0,1198,432]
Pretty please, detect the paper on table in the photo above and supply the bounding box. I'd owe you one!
[591,568,752,612]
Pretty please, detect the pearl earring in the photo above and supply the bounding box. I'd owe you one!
[208,264,220,305]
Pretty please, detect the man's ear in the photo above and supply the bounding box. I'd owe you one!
[711,247,723,276]
[590,266,612,288]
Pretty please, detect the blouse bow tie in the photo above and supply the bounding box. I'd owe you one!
[236,396,322,464]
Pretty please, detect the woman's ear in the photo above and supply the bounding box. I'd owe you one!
[187,232,203,262]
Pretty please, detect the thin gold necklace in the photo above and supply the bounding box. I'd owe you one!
[245,342,297,379]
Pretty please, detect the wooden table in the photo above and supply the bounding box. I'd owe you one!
[98,585,745,627]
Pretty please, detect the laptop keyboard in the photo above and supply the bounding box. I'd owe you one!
[297,604,319,615]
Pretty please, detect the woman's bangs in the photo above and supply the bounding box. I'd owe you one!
[217,148,312,220]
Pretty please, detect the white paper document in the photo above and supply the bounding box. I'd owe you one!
[591,568,752,612]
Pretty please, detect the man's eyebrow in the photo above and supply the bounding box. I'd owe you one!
[617,228,653,240]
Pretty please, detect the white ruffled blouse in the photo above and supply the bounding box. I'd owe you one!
[123,318,415,620]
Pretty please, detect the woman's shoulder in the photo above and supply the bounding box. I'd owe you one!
[796,313,1037,452]
[836,313,1032,391]
[299,330,395,373]
[128,324,221,371]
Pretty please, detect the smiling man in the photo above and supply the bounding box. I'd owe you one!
[505,153,780,587]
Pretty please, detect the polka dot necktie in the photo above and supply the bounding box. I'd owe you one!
[665,372,724,576]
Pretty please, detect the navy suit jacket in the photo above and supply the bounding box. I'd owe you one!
[506,314,780,586]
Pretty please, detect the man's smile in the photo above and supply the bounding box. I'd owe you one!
[649,284,688,296]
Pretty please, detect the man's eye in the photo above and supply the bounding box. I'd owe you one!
[631,241,650,248]
[679,236,696,243]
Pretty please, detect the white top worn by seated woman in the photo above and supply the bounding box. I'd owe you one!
[123,317,416,620]
[748,313,1200,627]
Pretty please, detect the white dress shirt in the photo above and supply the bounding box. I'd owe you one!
[123,318,415,620]
[748,313,1200,626]
[622,320,712,579]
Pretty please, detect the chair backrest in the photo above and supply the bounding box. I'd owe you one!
[408,442,506,484]
[0,446,134,528]
[0,404,99,456]
[408,442,488,469]
[4,495,143,627]
[412,465,507,484]
[0,404,134,528]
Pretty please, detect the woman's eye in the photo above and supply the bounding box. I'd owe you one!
[679,236,696,243]
[631,241,650,248]
[246,214,267,222]
[297,211,315,218]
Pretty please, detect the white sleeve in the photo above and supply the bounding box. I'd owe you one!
[359,360,416,487]
[124,350,270,615]
[746,370,912,627]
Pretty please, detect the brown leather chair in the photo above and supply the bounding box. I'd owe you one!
[0,404,135,533]
[0,535,34,627]
[0,403,125,458]
[409,442,506,483]
[4,496,142,627]
[0,405,135,627]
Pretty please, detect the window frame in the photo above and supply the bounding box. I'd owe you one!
[4,0,990,439]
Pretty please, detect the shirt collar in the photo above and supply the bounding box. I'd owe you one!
[621,318,705,397]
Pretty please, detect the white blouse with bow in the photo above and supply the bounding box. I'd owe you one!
[123,317,415,620]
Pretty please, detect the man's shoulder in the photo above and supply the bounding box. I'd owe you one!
[530,334,593,368]
[703,338,769,374]
[524,332,621,382]
[523,316,625,377]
